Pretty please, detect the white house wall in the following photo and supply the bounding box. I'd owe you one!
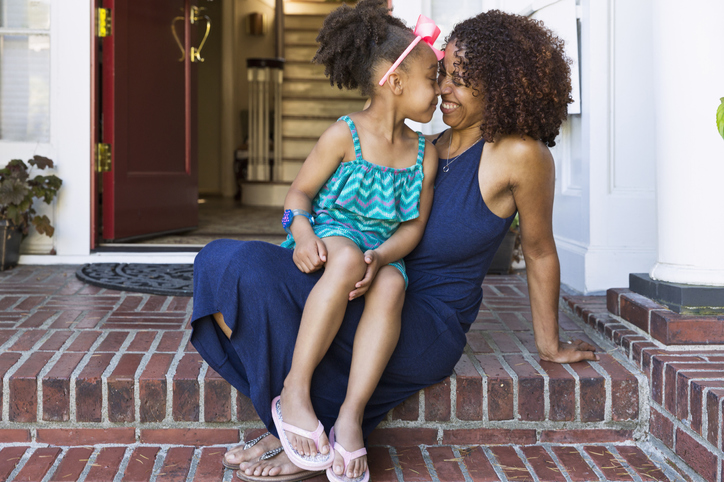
[2,0,91,259]
[13,0,662,276]
[574,0,657,293]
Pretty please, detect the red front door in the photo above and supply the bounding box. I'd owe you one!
[99,0,198,241]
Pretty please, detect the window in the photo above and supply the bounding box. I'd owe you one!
[0,0,51,142]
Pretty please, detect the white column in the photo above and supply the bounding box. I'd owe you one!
[650,0,724,286]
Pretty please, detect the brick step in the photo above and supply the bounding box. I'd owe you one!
[565,291,724,482]
[0,439,687,482]
[0,272,646,441]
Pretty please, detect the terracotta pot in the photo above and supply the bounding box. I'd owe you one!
[487,230,518,275]
[0,220,23,271]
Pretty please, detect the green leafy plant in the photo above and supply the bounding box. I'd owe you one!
[0,156,62,237]
[718,97,724,141]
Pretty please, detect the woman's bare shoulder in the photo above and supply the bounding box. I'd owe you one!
[425,132,444,143]
[490,135,552,162]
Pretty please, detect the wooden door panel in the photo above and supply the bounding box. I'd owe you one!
[101,0,198,241]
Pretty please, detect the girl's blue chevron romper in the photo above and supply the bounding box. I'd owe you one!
[280,116,425,286]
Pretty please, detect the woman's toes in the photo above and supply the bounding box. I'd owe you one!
[245,462,261,476]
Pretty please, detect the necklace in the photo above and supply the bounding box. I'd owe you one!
[443,134,482,172]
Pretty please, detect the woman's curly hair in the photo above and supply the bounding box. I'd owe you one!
[447,11,573,147]
[313,0,422,96]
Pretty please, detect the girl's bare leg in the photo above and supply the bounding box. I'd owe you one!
[281,237,367,457]
[331,266,405,479]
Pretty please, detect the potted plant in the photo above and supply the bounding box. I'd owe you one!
[487,214,520,274]
[0,156,62,270]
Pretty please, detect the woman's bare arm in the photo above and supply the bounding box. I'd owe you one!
[504,138,598,363]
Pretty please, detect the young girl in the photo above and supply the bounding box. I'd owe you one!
[271,1,442,481]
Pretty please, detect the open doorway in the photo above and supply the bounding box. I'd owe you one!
[92,0,360,250]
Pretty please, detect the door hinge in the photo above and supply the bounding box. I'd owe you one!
[96,8,112,37]
[96,143,112,173]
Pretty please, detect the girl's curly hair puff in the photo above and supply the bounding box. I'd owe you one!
[313,0,420,96]
[448,10,573,147]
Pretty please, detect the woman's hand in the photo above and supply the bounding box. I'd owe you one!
[292,234,328,273]
[539,339,599,364]
[348,250,381,300]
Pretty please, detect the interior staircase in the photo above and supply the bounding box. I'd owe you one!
[241,1,367,207]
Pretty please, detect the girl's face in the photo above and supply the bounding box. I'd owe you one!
[402,46,441,123]
[437,40,485,131]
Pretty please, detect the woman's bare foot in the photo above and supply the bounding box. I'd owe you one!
[330,411,367,479]
[240,449,313,478]
[224,433,282,471]
[280,384,330,457]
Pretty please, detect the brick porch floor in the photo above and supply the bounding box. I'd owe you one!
[0,265,694,481]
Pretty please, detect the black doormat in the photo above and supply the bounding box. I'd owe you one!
[76,263,194,297]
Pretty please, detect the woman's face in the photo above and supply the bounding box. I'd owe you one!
[438,40,485,131]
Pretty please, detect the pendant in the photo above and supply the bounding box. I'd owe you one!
[443,165,449,173]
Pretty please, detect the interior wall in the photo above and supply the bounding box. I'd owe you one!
[233,0,277,151]
[197,0,223,195]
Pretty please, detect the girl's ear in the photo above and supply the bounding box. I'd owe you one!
[384,72,404,95]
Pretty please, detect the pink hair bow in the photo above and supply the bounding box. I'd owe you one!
[378,14,445,87]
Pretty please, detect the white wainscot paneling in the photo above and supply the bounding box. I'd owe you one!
[611,0,655,194]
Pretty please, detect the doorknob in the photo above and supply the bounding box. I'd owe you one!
[190,6,211,63]
[171,6,211,63]
[171,14,185,61]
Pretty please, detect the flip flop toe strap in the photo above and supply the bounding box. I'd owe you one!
[243,431,271,450]
[281,420,325,450]
[259,446,284,461]
[334,443,367,469]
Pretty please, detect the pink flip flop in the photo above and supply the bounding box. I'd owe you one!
[325,427,369,482]
[271,396,333,471]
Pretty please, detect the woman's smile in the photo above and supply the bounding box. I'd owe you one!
[440,101,460,114]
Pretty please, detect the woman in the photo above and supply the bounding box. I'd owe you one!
[190,10,597,481]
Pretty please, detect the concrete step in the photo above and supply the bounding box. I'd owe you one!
[284,29,319,45]
[280,159,304,182]
[284,1,341,15]
[283,116,338,137]
[240,181,289,207]
[282,137,317,159]
[285,45,319,62]
[284,61,327,80]
[0,439,686,482]
[283,98,366,117]
[283,79,365,99]
[284,14,326,30]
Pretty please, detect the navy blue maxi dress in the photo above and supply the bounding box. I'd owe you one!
[190,136,515,439]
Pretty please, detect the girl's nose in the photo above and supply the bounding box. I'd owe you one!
[438,76,451,93]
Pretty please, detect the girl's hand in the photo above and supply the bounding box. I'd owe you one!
[349,250,381,300]
[293,234,328,273]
